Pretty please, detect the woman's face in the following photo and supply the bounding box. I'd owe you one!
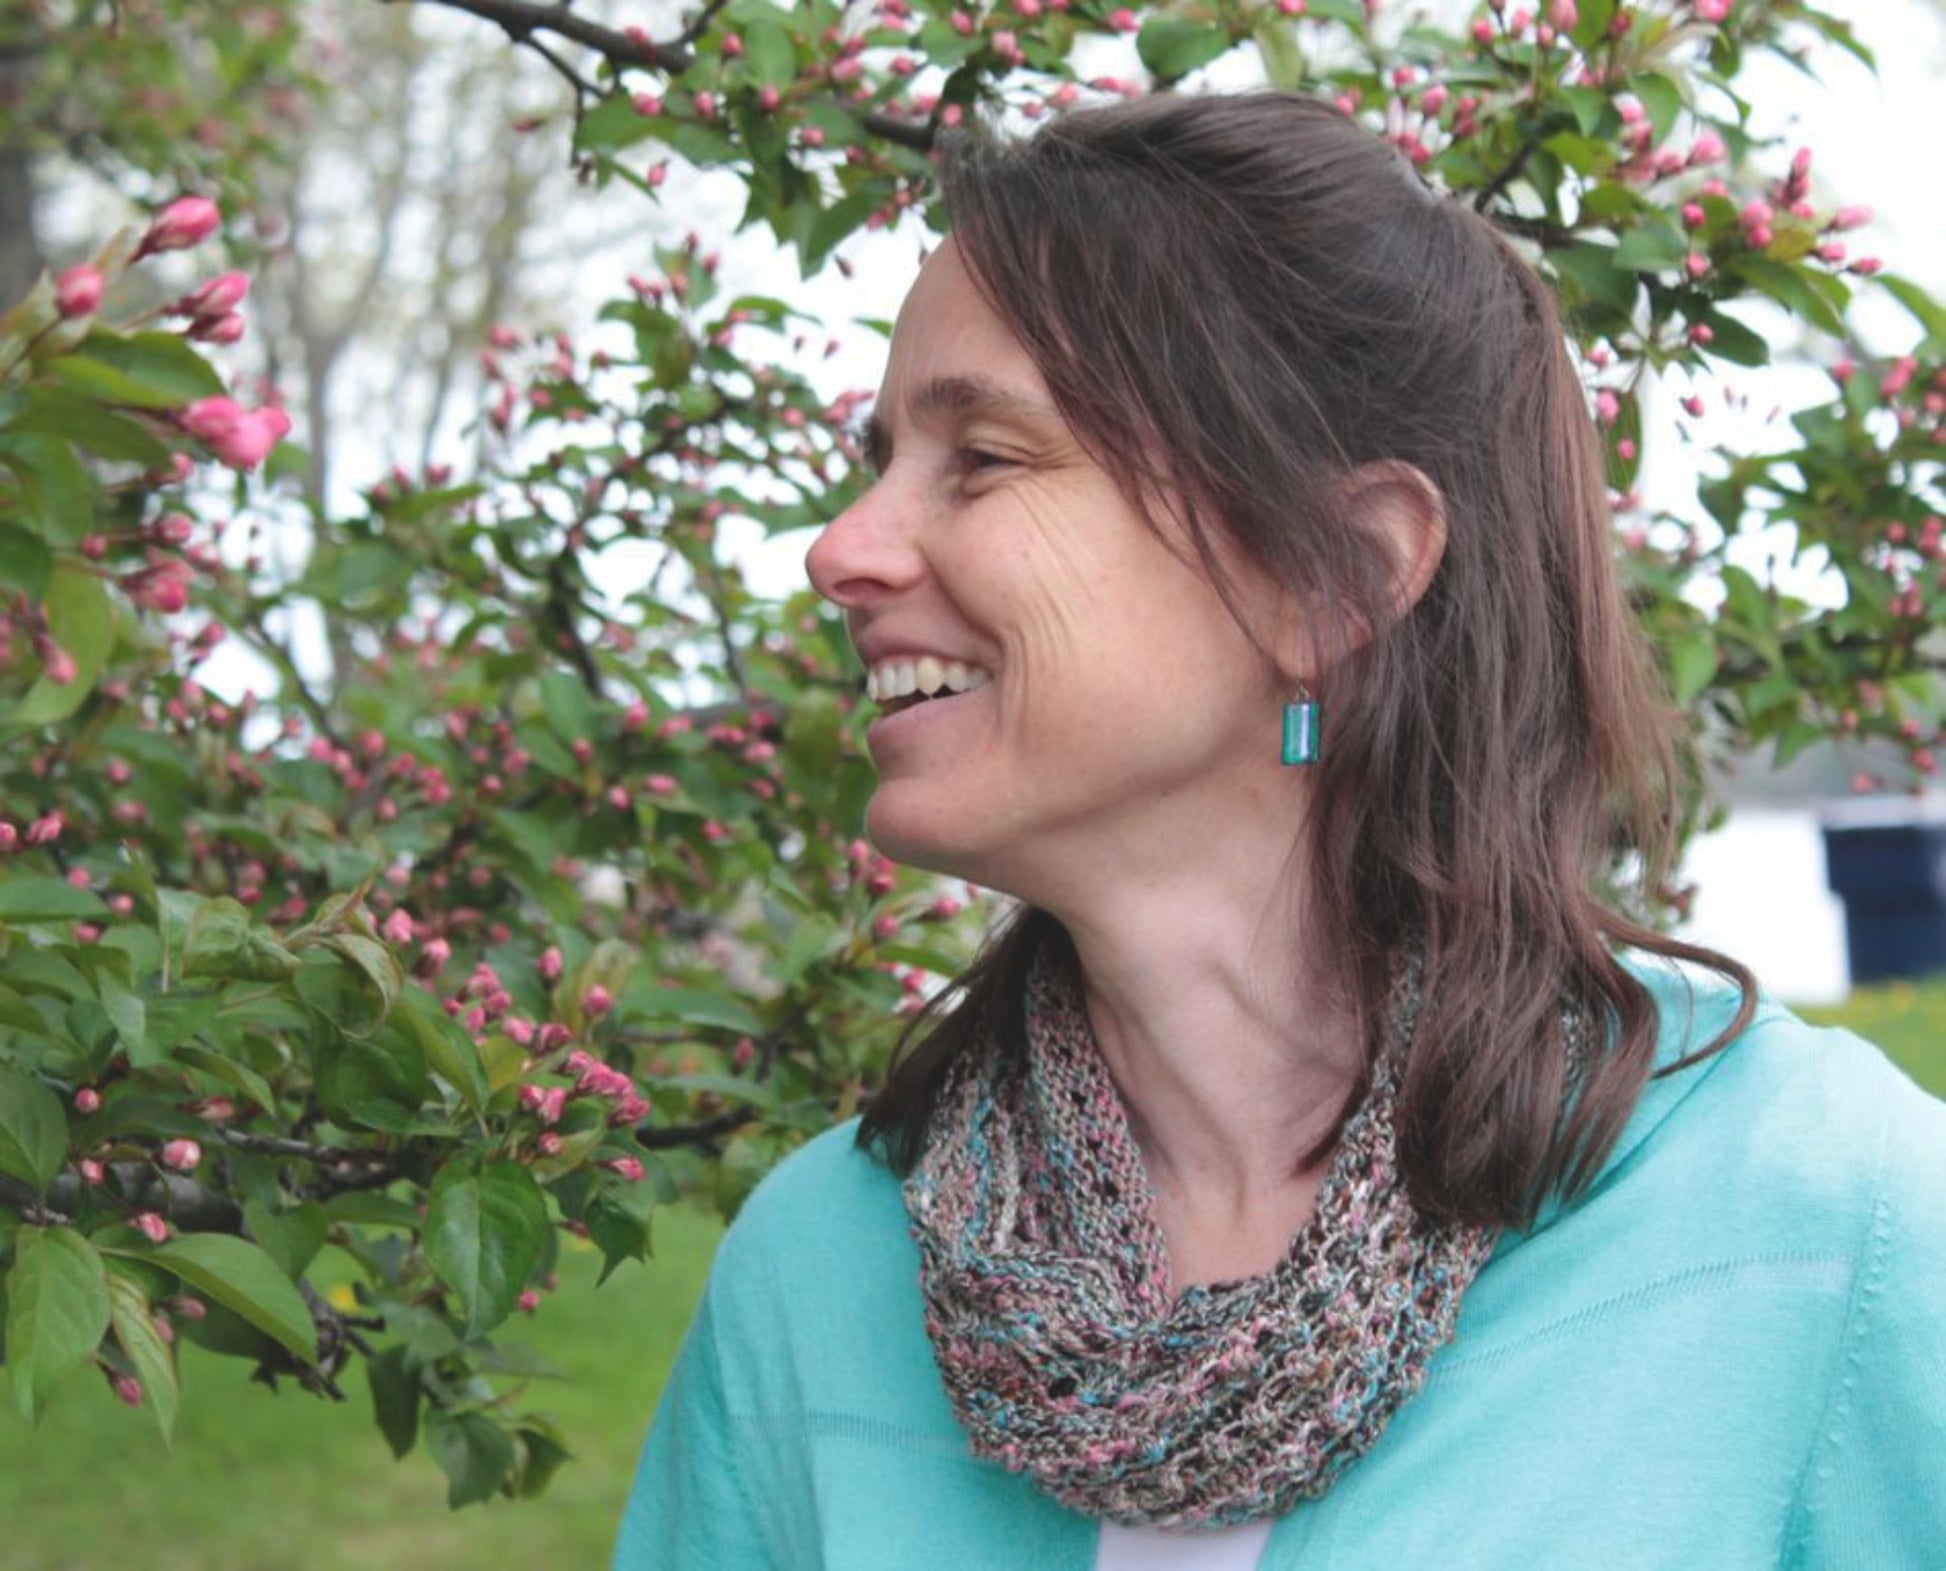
[806,240,1293,900]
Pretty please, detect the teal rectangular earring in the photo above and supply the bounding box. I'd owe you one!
[1281,686,1320,766]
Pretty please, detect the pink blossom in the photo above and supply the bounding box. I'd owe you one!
[25,810,63,846]
[75,1087,102,1114]
[602,1155,646,1182]
[193,312,247,345]
[1595,390,1620,426]
[517,1288,541,1313]
[1688,130,1726,166]
[539,945,564,983]
[159,1138,201,1171]
[0,822,15,853]
[55,265,104,318]
[41,642,76,684]
[583,984,613,1018]
[79,1158,106,1185]
[180,397,291,470]
[536,1132,563,1157]
[1831,204,1873,231]
[112,1373,144,1407]
[177,271,249,318]
[1549,0,1577,28]
[1693,0,1731,21]
[139,196,221,256]
[381,908,414,945]
[134,1212,172,1244]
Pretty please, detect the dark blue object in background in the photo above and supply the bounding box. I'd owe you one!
[1822,819,1946,984]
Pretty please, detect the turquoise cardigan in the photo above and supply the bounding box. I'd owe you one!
[616,960,1946,1568]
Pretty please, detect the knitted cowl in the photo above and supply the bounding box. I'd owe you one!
[905,941,1501,1530]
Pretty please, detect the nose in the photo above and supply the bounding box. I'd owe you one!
[805,477,925,609]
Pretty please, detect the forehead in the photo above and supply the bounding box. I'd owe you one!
[879,239,1049,409]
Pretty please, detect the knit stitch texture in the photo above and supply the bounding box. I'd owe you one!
[905,941,1499,1529]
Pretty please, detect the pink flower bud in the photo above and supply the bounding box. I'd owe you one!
[194,311,247,345]
[381,908,414,944]
[536,1131,563,1157]
[112,1373,144,1407]
[25,810,63,846]
[1831,204,1872,231]
[159,1138,201,1171]
[75,1087,102,1114]
[416,936,451,978]
[79,1158,106,1185]
[1549,0,1576,28]
[517,1288,541,1313]
[140,196,221,256]
[180,397,292,470]
[583,984,613,1018]
[1688,130,1726,166]
[134,1212,172,1244]
[55,265,104,318]
[539,945,563,983]
[41,642,76,684]
[602,1155,646,1182]
[177,271,250,318]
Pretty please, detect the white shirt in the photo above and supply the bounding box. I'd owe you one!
[1095,1521,1272,1571]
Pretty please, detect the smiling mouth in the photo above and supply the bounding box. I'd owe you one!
[879,686,963,719]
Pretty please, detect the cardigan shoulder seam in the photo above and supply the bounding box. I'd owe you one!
[1776,1084,1895,1568]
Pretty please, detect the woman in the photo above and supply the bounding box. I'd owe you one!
[616,93,1946,1568]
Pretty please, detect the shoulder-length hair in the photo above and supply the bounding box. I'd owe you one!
[857,92,1755,1231]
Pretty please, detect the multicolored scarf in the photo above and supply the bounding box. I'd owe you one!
[905,941,1499,1530]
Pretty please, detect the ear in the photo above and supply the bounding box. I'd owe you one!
[1259,460,1448,687]
[1345,459,1447,623]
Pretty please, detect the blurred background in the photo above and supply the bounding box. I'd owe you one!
[1,1,1942,1565]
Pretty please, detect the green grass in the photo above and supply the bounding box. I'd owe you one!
[2,983,1939,1568]
[0,1202,720,1571]
[1801,978,1946,1098]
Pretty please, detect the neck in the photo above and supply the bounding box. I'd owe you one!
[1045,835,1366,1277]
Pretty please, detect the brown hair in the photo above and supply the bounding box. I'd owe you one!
[857,92,1755,1230]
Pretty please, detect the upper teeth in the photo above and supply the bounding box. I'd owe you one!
[866,657,992,704]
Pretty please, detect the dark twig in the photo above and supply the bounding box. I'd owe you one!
[635,1105,755,1149]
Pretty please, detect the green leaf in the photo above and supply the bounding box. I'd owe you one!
[0,1067,68,1195]
[96,972,146,1062]
[512,1419,574,1499]
[242,1199,327,1281]
[182,898,299,982]
[15,387,176,468]
[6,1226,110,1422]
[1137,17,1232,81]
[425,1408,517,1508]
[1666,629,1719,706]
[9,563,117,726]
[46,331,225,409]
[0,432,91,542]
[741,18,796,88]
[366,1344,421,1459]
[424,1159,548,1338]
[105,1266,179,1444]
[396,988,490,1119]
[617,983,763,1037]
[1694,308,1771,368]
[321,1191,422,1229]
[574,93,657,155]
[324,932,404,1019]
[1631,72,1684,142]
[105,1234,318,1366]
[1613,221,1688,275]
[0,877,107,924]
[313,1030,429,1129]
[0,522,52,597]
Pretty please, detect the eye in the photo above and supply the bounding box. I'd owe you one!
[960,447,1014,477]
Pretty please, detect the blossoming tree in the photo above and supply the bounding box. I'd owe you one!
[0,0,1939,1508]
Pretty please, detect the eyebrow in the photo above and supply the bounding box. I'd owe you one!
[856,374,1063,472]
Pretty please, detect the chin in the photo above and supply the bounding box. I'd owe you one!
[864,790,992,885]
